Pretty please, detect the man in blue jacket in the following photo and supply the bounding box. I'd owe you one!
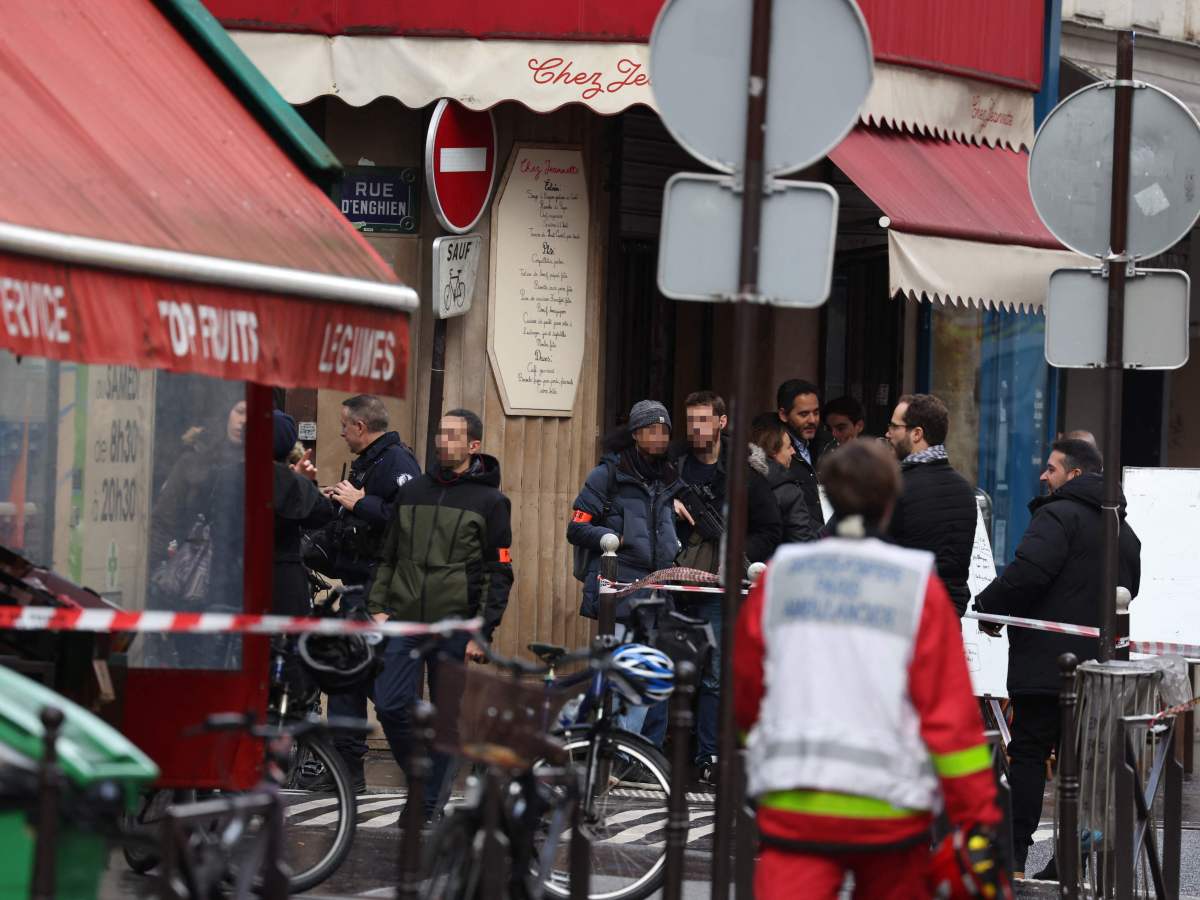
[308,394,421,790]
[567,399,684,745]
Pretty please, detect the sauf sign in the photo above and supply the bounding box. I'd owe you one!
[432,234,481,319]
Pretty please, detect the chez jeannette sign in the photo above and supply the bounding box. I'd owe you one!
[335,167,421,234]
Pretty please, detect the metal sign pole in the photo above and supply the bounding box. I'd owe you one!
[1099,30,1135,663]
[711,0,772,894]
[424,316,448,472]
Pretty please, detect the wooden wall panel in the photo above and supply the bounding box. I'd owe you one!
[459,103,607,660]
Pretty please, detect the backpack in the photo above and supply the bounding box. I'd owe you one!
[571,460,619,582]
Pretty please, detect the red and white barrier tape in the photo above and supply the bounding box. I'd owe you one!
[967,611,1200,659]
[0,606,482,637]
[966,610,1099,639]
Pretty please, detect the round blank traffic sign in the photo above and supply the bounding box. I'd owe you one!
[1029,81,1200,260]
[650,0,873,176]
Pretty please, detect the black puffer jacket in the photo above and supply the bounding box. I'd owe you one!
[976,473,1141,696]
[751,444,818,544]
[784,429,832,528]
[568,450,683,619]
[887,457,978,616]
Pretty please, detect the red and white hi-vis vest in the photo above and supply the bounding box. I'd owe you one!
[745,538,940,812]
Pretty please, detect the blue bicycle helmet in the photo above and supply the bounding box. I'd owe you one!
[610,643,675,705]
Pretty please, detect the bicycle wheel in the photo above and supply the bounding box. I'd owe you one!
[534,727,672,900]
[267,732,358,893]
[423,808,497,900]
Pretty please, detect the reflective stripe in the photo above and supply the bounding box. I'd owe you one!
[932,744,992,778]
[759,790,920,820]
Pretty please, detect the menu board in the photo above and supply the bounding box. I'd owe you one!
[488,145,589,416]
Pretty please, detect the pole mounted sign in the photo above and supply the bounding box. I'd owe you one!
[425,99,498,234]
[651,0,872,307]
[431,234,481,320]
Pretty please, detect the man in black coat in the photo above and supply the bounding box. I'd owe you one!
[307,394,422,790]
[668,391,781,783]
[885,394,977,616]
[776,379,833,527]
[975,438,1141,877]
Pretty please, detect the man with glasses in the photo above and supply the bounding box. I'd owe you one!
[884,394,977,617]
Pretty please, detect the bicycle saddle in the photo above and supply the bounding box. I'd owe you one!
[528,642,568,665]
[663,609,708,628]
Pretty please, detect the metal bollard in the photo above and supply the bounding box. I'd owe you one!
[663,660,697,900]
[1056,653,1081,899]
[568,767,591,900]
[31,705,64,900]
[598,533,620,637]
[398,701,436,900]
[260,789,289,900]
[733,754,757,899]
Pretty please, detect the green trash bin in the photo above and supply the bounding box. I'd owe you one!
[0,665,158,899]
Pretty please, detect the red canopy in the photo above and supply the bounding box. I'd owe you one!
[830,127,1060,249]
[0,0,416,396]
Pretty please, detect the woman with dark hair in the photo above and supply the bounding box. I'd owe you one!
[749,413,818,544]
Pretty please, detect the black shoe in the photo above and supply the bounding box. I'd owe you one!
[1031,855,1057,881]
[695,755,718,786]
[295,757,366,793]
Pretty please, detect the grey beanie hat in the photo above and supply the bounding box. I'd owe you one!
[628,399,671,433]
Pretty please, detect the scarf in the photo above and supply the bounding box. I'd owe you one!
[903,443,949,465]
[619,445,676,487]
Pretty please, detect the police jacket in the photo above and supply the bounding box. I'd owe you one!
[368,454,513,639]
[568,449,683,619]
[975,473,1142,696]
[317,431,421,585]
[887,457,978,616]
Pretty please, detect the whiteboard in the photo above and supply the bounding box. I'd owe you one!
[960,506,1009,698]
[1122,467,1200,643]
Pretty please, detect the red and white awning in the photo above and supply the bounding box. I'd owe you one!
[230,30,1036,149]
[0,0,416,396]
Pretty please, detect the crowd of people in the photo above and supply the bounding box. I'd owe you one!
[235,378,1138,891]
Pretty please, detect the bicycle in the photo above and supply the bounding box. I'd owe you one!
[422,632,678,900]
[122,626,365,893]
[155,712,370,898]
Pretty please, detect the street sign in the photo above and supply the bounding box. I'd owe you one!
[650,0,873,176]
[657,174,838,307]
[335,167,420,234]
[1029,81,1200,260]
[431,234,481,319]
[425,100,498,234]
[1045,267,1190,369]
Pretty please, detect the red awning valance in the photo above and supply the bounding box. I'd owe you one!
[829,128,1087,311]
[0,0,416,395]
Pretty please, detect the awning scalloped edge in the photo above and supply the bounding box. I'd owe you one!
[895,286,1044,315]
[860,111,1026,153]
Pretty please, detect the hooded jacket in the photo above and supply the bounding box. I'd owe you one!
[668,435,782,571]
[887,456,978,616]
[752,444,819,545]
[568,450,683,619]
[975,472,1141,695]
[368,454,513,639]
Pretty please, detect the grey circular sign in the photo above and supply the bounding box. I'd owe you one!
[650,0,873,176]
[1029,80,1200,260]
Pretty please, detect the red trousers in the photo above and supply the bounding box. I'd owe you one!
[755,843,931,900]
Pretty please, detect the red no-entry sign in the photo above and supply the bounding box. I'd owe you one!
[425,100,498,234]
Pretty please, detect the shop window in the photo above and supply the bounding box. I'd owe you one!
[0,354,245,670]
[976,311,1057,568]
